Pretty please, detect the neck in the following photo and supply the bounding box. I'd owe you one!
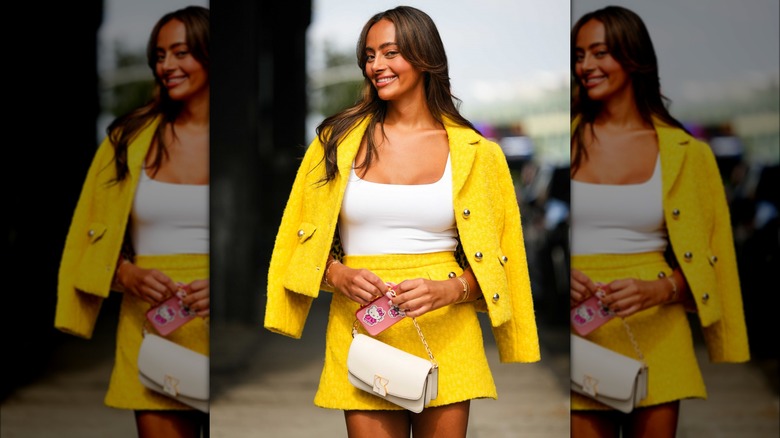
[594,88,647,130]
[176,89,210,127]
[383,90,438,129]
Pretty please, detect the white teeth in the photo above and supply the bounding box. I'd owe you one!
[376,76,397,84]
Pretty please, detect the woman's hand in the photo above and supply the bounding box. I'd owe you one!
[329,263,387,305]
[181,279,210,317]
[571,269,598,308]
[115,262,179,305]
[390,278,461,318]
[600,278,674,317]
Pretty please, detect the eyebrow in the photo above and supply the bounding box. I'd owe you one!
[365,42,398,52]
[575,42,607,52]
[156,42,187,51]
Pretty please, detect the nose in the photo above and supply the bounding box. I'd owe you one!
[580,53,594,72]
[370,55,385,74]
[161,52,176,71]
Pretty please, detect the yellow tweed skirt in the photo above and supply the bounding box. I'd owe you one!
[104,254,209,410]
[313,251,497,410]
[571,252,706,410]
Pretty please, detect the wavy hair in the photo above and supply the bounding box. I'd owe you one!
[316,5,477,183]
[107,5,209,182]
[571,5,687,175]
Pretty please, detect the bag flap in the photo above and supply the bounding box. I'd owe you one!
[571,335,643,401]
[137,334,209,401]
[347,334,433,401]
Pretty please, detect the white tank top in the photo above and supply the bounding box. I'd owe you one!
[571,156,667,255]
[339,155,458,255]
[131,169,209,255]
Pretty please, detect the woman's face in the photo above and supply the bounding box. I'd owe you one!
[364,19,425,103]
[155,19,208,103]
[574,19,632,103]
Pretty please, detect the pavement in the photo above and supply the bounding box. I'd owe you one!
[1,293,777,437]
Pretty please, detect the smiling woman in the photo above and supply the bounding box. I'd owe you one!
[266,5,540,438]
[55,5,210,438]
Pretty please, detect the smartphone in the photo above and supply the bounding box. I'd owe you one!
[355,283,406,336]
[571,294,615,336]
[146,287,196,336]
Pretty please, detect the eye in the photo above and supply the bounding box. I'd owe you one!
[594,50,608,58]
[384,50,399,58]
[366,54,375,63]
[175,50,190,58]
[574,52,584,62]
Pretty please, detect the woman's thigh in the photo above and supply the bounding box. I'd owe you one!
[624,401,680,438]
[135,410,208,438]
[411,401,469,438]
[571,410,621,438]
[344,410,410,438]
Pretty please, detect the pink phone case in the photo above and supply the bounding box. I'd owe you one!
[356,284,406,336]
[570,294,615,336]
[146,294,196,336]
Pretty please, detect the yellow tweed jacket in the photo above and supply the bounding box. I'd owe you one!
[54,118,158,339]
[656,123,749,363]
[573,117,749,363]
[265,118,541,363]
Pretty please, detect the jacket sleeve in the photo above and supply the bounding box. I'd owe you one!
[486,143,541,363]
[54,138,115,339]
[264,139,325,338]
[697,144,750,363]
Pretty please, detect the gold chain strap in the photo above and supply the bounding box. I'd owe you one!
[411,317,438,368]
[620,318,645,363]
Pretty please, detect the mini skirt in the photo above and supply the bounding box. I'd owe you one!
[571,252,706,410]
[313,251,497,410]
[104,253,209,410]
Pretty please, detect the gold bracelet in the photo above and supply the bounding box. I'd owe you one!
[456,276,470,303]
[324,259,339,288]
[665,276,678,302]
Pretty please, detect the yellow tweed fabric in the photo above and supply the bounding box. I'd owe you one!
[313,252,497,410]
[104,253,209,410]
[571,252,706,410]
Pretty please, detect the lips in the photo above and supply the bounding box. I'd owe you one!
[164,75,187,88]
[375,75,397,87]
[582,74,605,88]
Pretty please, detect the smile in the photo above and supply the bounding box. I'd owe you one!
[164,75,187,88]
[582,74,605,88]
[375,76,397,87]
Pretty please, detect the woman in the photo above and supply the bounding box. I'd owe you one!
[569,6,749,437]
[55,6,210,437]
[266,6,540,438]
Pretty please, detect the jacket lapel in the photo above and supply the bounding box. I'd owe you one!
[656,123,690,197]
[446,122,480,196]
[127,118,160,181]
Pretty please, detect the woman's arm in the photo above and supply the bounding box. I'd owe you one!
[387,267,483,318]
[323,255,387,306]
[112,255,178,306]
[600,267,691,317]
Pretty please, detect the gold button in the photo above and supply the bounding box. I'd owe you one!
[462,209,471,218]
[684,252,693,261]
[709,255,718,265]
[672,209,680,218]
[474,252,483,261]
[297,229,305,237]
[88,229,95,237]
[501,256,508,264]
[492,293,500,302]
[657,271,666,278]
[702,293,710,303]
[448,272,457,279]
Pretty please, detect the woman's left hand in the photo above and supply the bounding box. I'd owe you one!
[390,278,460,318]
[181,279,210,317]
[600,277,672,317]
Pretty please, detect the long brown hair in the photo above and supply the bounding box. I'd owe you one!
[316,5,478,183]
[107,6,209,182]
[570,6,687,175]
